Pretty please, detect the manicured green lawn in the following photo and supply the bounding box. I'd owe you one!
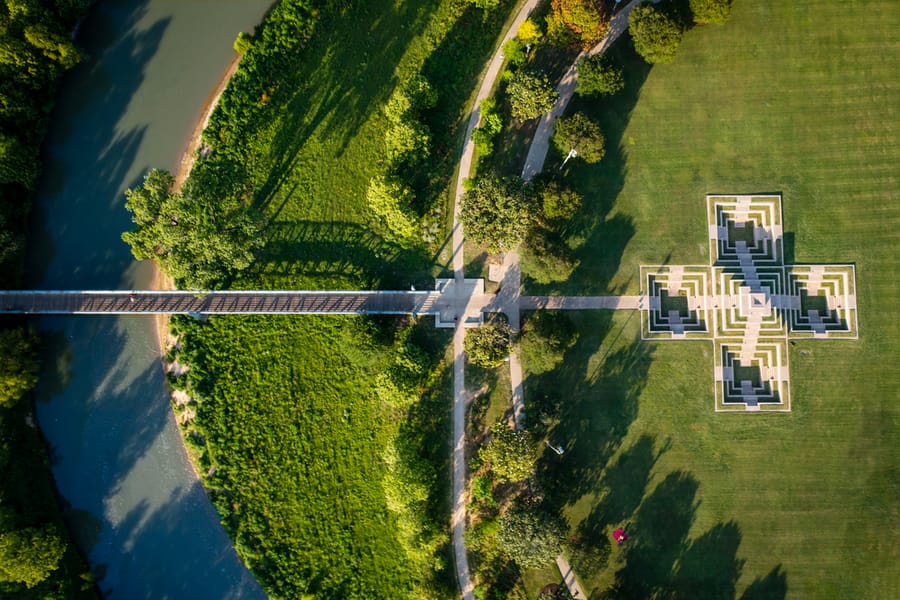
[524,1,899,598]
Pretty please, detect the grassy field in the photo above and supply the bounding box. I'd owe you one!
[170,0,525,597]
[522,1,899,598]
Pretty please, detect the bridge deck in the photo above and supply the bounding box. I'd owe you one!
[0,291,439,315]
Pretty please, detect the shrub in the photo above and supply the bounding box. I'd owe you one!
[540,180,584,222]
[233,32,252,55]
[502,37,527,68]
[465,323,512,368]
[479,422,536,482]
[518,312,578,375]
[521,227,579,284]
[629,2,684,64]
[553,112,605,164]
[366,175,419,244]
[690,0,732,25]
[497,499,566,568]
[576,55,624,96]
[506,70,559,121]
[460,174,538,252]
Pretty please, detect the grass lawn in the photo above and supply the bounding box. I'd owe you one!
[170,0,524,597]
[523,1,899,597]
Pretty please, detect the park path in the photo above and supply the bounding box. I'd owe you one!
[449,2,541,599]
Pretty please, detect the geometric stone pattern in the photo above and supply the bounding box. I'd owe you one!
[640,194,858,412]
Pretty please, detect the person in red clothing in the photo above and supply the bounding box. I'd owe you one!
[612,527,628,545]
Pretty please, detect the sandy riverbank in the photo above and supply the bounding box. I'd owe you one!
[153,53,241,368]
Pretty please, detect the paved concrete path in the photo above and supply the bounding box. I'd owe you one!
[521,0,654,181]
[556,555,588,599]
[449,2,541,598]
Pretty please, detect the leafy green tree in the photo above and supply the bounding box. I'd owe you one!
[465,322,512,368]
[690,0,732,24]
[460,174,538,252]
[471,98,503,159]
[122,169,263,289]
[0,525,66,588]
[517,18,543,46]
[506,71,558,121]
[629,3,684,64]
[502,37,527,68]
[498,500,567,568]
[233,32,252,55]
[24,25,82,69]
[521,226,579,284]
[540,180,583,222]
[546,0,608,47]
[0,132,38,189]
[480,421,536,482]
[464,0,501,10]
[577,55,624,96]
[553,112,605,164]
[519,312,578,374]
[0,327,39,408]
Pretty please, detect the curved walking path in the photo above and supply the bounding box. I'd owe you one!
[449,2,541,598]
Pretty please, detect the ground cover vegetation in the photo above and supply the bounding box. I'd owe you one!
[123,0,526,597]
[0,0,97,596]
[516,0,897,597]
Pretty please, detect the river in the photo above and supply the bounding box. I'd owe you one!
[26,1,272,597]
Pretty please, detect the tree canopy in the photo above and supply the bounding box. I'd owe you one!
[518,311,578,374]
[629,3,685,64]
[521,226,579,284]
[0,327,38,409]
[122,169,264,289]
[546,0,608,47]
[464,322,513,369]
[540,180,584,222]
[576,55,624,96]
[0,525,66,588]
[553,112,605,164]
[479,422,537,483]
[506,71,559,121]
[498,500,567,568]
[460,174,538,252]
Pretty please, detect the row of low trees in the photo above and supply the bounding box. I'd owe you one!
[1,0,96,596]
[629,0,733,65]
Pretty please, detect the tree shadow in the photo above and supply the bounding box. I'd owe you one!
[739,565,788,600]
[244,220,436,289]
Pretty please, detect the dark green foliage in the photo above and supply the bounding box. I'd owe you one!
[518,311,578,375]
[0,1,94,596]
[690,0,732,25]
[576,55,624,96]
[464,322,513,368]
[465,0,501,9]
[472,475,497,506]
[122,169,263,289]
[479,422,536,483]
[629,2,684,64]
[0,526,66,588]
[506,70,559,121]
[553,112,605,163]
[521,226,579,284]
[497,500,566,569]
[461,174,538,252]
[0,327,38,408]
[472,98,504,164]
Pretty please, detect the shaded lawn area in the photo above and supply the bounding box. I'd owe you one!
[523,0,899,598]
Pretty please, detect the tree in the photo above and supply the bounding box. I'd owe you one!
[122,169,263,289]
[0,525,66,588]
[521,226,579,284]
[506,71,558,121]
[518,311,578,374]
[553,112,605,164]
[577,55,624,96]
[546,0,608,47]
[24,25,82,69]
[498,500,567,568]
[233,32,252,55]
[471,98,503,159]
[517,19,543,46]
[460,174,538,252]
[690,0,732,25]
[464,322,512,368]
[464,0,501,10]
[540,180,583,222]
[0,327,39,408]
[0,132,38,189]
[629,3,684,64]
[479,422,537,482]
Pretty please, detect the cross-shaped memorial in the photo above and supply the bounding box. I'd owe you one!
[640,195,858,412]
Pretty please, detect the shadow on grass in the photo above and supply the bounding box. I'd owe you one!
[247,220,436,289]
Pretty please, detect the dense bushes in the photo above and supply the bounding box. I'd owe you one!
[629,1,685,64]
[0,1,96,596]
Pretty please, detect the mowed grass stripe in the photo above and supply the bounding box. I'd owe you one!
[527,0,898,597]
